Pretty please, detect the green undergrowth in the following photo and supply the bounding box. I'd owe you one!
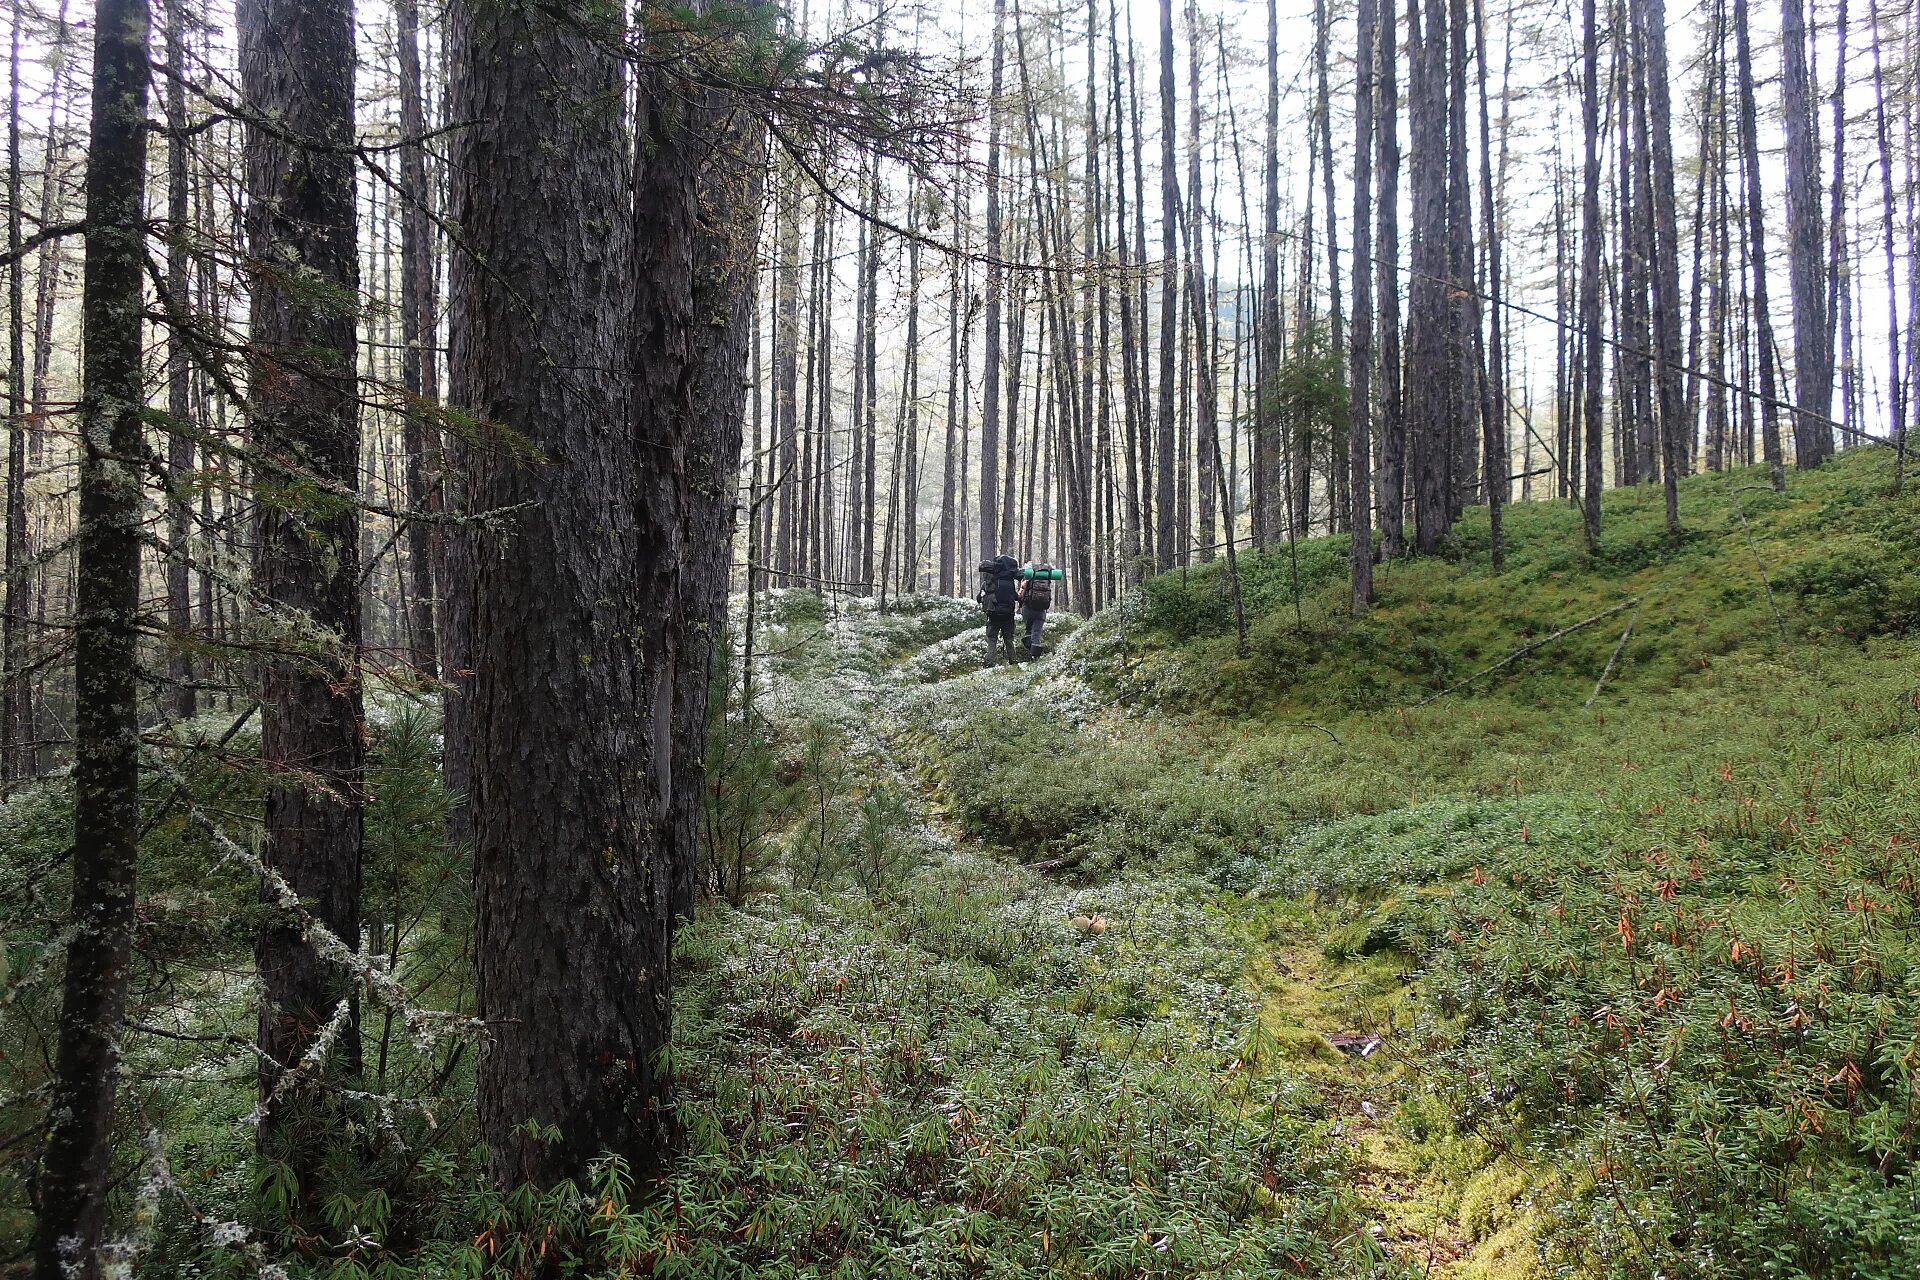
[915,450,1920,1277]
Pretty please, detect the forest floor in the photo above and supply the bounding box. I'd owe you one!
[20,450,1910,1276]
[689,447,1920,1278]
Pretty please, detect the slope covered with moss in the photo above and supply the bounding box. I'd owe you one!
[923,451,1920,1278]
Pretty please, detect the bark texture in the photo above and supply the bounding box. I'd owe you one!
[32,0,149,1270]
[239,0,366,1193]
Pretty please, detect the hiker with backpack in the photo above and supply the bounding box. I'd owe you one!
[977,554,1021,667]
[1017,561,1054,660]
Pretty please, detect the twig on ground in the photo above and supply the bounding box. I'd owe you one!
[1584,607,1640,709]
[1410,596,1642,709]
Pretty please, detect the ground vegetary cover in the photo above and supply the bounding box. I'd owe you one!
[12,450,1914,1278]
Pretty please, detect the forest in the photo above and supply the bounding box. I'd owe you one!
[0,0,1917,1273]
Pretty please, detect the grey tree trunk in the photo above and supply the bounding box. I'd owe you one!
[1779,0,1834,467]
[1408,0,1451,553]
[1155,0,1179,570]
[1579,0,1606,544]
[239,0,366,1198]
[1350,0,1377,610]
[981,0,1006,559]
[1375,0,1404,558]
[1254,0,1282,550]
[397,0,439,678]
[5,0,25,785]
[163,0,194,720]
[1734,0,1786,489]
[31,0,149,1268]
[1637,0,1684,531]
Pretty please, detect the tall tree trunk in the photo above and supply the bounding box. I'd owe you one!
[1155,0,1179,570]
[1637,0,1683,532]
[241,0,366,1196]
[163,0,194,720]
[774,172,801,581]
[1187,0,1214,562]
[981,0,1007,559]
[1734,0,1786,489]
[5,0,25,785]
[1408,0,1451,553]
[31,0,149,1267]
[397,0,439,677]
[1376,0,1404,558]
[1253,0,1281,551]
[448,0,651,1186]
[1351,0,1377,610]
[1445,0,1477,513]
[1474,0,1506,568]
[1780,0,1833,467]
[656,6,766,926]
[1869,0,1903,468]
[859,156,880,585]
[1579,0,1606,544]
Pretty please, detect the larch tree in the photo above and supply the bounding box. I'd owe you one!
[446,0,652,1185]
[1155,0,1179,569]
[1351,0,1377,609]
[239,0,367,1197]
[1734,0,1786,490]
[31,0,150,1268]
[1779,0,1834,467]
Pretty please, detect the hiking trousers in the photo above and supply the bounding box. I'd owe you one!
[1022,606,1048,658]
[984,613,1018,666]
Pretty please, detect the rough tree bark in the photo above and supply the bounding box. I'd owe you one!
[1779,0,1833,468]
[397,0,439,677]
[1734,0,1786,489]
[1637,0,1683,532]
[239,0,366,1194]
[1375,0,1403,559]
[447,0,649,1186]
[31,0,149,1268]
[164,0,194,719]
[1350,0,1377,609]
[1579,0,1606,544]
[1155,0,1179,570]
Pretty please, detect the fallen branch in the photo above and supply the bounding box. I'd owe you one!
[1411,596,1642,709]
[1584,608,1640,709]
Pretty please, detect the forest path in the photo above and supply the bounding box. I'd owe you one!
[855,613,1537,1277]
[1249,940,1532,1277]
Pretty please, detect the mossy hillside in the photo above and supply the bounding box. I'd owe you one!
[924,448,1920,1278]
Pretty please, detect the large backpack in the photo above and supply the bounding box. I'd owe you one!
[977,555,1018,616]
[1021,563,1054,608]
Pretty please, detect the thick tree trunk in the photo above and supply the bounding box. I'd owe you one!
[31,0,149,1269]
[654,9,766,926]
[240,0,366,1195]
[448,0,653,1186]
